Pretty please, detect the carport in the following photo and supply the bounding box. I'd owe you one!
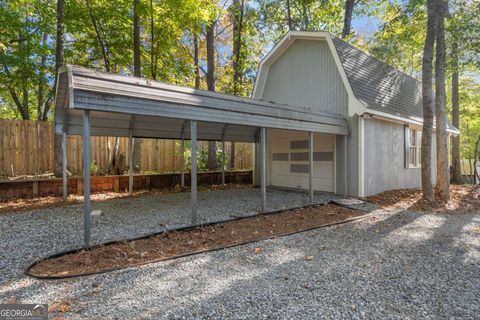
[55,65,350,246]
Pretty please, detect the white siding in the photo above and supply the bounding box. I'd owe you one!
[261,39,349,116]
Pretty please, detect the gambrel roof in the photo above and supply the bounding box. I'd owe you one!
[332,36,422,119]
[254,31,459,134]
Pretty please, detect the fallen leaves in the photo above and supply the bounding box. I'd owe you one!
[28,204,364,278]
[368,185,480,214]
[4,296,16,304]
[49,301,71,313]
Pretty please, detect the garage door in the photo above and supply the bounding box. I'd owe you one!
[269,129,335,192]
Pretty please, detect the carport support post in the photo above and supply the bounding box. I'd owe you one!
[83,110,91,246]
[181,133,185,189]
[191,120,198,225]
[309,131,314,204]
[128,130,133,196]
[221,139,225,186]
[344,135,348,197]
[261,127,267,211]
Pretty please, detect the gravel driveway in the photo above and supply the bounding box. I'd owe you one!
[1,188,479,319]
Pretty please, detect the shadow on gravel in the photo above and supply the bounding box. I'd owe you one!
[2,199,479,319]
[123,210,479,319]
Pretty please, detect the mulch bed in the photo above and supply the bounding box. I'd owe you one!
[368,185,480,214]
[27,204,366,278]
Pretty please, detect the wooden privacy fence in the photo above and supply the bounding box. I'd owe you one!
[0,119,253,178]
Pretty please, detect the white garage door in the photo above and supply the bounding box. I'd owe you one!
[268,129,335,192]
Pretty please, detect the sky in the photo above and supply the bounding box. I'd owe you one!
[352,16,383,39]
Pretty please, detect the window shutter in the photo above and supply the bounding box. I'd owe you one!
[404,126,410,169]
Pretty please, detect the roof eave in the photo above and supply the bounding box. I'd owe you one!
[362,109,460,135]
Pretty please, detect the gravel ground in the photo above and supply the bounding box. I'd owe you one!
[1,188,479,319]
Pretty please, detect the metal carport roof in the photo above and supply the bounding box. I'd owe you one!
[54,65,350,141]
[54,65,350,247]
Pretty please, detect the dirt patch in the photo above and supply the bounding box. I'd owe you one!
[28,204,365,278]
[0,184,252,214]
[368,185,480,214]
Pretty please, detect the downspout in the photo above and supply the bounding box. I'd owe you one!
[358,114,365,198]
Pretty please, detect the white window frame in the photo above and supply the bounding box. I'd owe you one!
[406,126,421,168]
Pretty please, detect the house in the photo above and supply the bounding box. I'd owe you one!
[55,31,459,245]
[252,31,459,197]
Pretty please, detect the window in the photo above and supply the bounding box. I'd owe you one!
[406,127,421,168]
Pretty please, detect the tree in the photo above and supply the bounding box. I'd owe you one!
[54,0,65,177]
[474,135,480,184]
[258,0,344,44]
[0,0,55,121]
[206,17,218,171]
[56,0,64,77]
[456,78,480,184]
[79,0,132,173]
[447,0,480,183]
[286,0,292,30]
[421,0,436,201]
[450,41,462,183]
[229,0,245,168]
[366,1,425,75]
[342,0,355,38]
[133,0,141,78]
[193,34,200,89]
[132,0,142,172]
[232,0,245,97]
[435,0,449,201]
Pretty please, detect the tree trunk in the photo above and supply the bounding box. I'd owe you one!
[85,0,121,172]
[206,19,217,170]
[108,137,122,174]
[230,142,236,169]
[286,0,292,30]
[133,0,141,77]
[53,0,65,177]
[132,0,142,172]
[230,0,244,167]
[435,0,449,202]
[7,86,29,120]
[421,0,436,201]
[206,22,215,92]
[149,0,157,80]
[232,0,244,96]
[193,35,200,89]
[342,0,355,38]
[301,0,309,30]
[451,41,462,183]
[55,0,65,81]
[38,32,47,120]
[86,0,110,72]
[474,135,480,185]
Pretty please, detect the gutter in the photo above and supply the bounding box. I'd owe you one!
[361,109,460,136]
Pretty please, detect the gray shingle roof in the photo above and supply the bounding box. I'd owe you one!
[331,36,458,133]
[331,36,423,119]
